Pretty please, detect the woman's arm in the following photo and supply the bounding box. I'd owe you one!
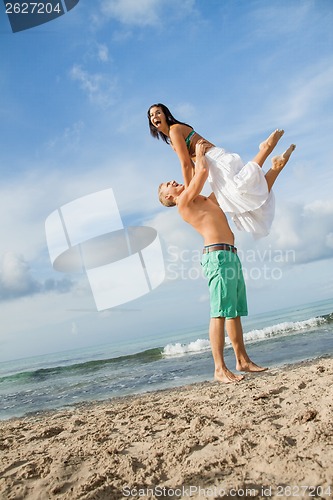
[177,140,211,206]
[169,124,195,188]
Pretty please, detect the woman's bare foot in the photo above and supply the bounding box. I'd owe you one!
[214,367,245,383]
[236,360,268,373]
[271,144,296,171]
[259,129,284,153]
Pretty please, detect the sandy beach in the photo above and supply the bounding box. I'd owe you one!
[0,356,332,500]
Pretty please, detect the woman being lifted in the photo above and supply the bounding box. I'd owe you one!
[148,103,295,237]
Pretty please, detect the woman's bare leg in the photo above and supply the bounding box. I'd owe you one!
[265,144,296,191]
[252,129,285,168]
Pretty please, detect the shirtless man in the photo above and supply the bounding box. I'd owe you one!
[158,140,275,382]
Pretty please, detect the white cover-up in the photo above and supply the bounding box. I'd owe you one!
[205,147,275,238]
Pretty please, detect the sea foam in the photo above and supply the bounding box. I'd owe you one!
[162,316,326,358]
[163,339,211,357]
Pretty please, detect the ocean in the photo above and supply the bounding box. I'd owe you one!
[0,298,333,421]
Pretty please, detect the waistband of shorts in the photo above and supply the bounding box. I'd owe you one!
[202,243,237,254]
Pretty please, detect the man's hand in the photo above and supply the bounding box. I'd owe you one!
[195,139,212,158]
[195,139,210,175]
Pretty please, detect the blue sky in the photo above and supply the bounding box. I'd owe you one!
[0,0,333,362]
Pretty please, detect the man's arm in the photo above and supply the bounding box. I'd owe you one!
[177,141,210,206]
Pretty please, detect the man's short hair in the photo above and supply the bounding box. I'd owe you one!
[158,183,176,207]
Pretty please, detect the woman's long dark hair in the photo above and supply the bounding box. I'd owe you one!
[147,103,192,144]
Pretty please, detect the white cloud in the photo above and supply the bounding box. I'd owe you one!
[99,0,196,27]
[271,204,302,249]
[46,120,84,150]
[69,64,117,107]
[280,63,333,127]
[227,59,333,143]
[174,102,197,122]
[303,200,333,216]
[260,200,333,265]
[0,176,56,260]
[0,251,75,301]
[147,208,201,254]
[0,252,38,298]
[100,0,160,26]
[97,43,109,62]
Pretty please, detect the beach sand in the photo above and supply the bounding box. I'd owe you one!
[0,356,332,500]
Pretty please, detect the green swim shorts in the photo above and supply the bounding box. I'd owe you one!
[201,249,248,319]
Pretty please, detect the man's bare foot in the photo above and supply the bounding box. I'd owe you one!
[236,361,268,373]
[271,144,296,171]
[259,129,284,153]
[214,367,245,383]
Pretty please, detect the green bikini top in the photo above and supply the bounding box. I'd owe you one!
[185,130,196,151]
